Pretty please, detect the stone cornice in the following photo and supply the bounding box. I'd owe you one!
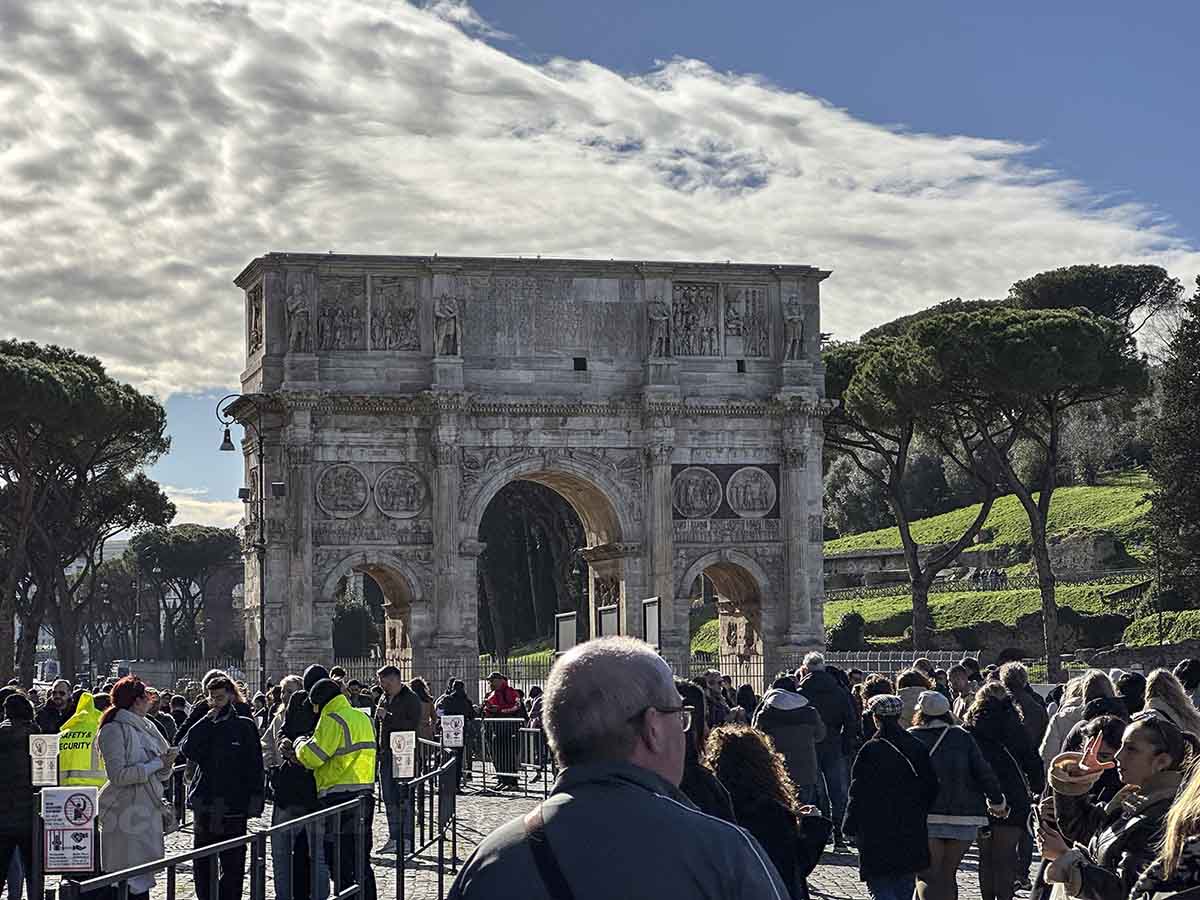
[234,252,832,289]
[273,391,831,421]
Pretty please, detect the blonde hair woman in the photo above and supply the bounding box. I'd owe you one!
[1131,754,1200,900]
[1041,670,1115,769]
[1145,668,1200,735]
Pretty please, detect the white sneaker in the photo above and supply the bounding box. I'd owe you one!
[375,839,397,854]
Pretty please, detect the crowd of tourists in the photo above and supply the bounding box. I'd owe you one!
[0,662,532,900]
[11,647,1200,900]
[449,644,1200,900]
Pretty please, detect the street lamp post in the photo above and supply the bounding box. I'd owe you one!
[217,393,284,694]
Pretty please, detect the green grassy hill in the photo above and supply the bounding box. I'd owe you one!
[824,471,1152,561]
[824,583,1124,634]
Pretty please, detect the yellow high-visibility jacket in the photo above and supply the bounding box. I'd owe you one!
[297,693,376,798]
[59,693,106,786]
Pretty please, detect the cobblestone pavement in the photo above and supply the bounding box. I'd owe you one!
[50,775,1037,900]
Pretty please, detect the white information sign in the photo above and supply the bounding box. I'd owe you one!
[441,715,465,749]
[29,734,59,787]
[41,786,98,873]
[390,731,416,779]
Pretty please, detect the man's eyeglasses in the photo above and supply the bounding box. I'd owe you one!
[630,705,692,732]
[51,692,67,699]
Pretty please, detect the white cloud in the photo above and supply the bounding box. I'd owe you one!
[1,1,1196,397]
[163,485,244,529]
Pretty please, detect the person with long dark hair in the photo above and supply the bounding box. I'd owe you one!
[844,694,939,900]
[675,680,736,823]
[965,683,1044,900]
[707,724,830,900]
[95,677,177,900]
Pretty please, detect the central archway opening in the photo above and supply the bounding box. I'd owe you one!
[477,481,586,657]
[331,563,414,662]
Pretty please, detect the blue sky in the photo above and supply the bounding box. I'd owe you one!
[3,1,1197,527]
[472,1,1200,244]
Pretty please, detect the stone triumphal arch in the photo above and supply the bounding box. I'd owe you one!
[230,253,829,680]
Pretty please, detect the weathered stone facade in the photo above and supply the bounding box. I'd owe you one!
[231,254,829,679]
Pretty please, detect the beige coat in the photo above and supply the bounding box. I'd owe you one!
[96,709,171,890]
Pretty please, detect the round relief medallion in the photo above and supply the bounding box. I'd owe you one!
[726,466,777,518]
[374,465,427,519]
[315,464,369,519]
[671,466,723,519]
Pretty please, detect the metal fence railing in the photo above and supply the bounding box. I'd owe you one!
[56,745,464,900]
[58,794,372,900]
[825,568,1152,603]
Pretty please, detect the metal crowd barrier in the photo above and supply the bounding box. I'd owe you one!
[395,742,460,900]
[518,727,556,798]
[58,794,371,900]
[463,718,556,798]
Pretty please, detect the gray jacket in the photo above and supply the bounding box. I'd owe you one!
[753,688,826,789]
[448,761,790,900]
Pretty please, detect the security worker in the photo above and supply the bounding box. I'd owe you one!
[58,692,105,786]
[289,678,377,900]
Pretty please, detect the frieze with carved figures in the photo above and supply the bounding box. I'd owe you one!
[670,464,780,520]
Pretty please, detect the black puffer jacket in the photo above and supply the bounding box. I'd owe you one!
[966,696,1044,827]
[0,719,38,835]
[35,703,70,735]
[799,670,856,754]
[678,759,736,824]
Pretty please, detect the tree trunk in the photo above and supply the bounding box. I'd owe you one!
[480,565,509,657]
[523,516,545,638]
[910,578,932,651]
[0,457,37,683]
[15,611,41,687]
[1028,517,1061,680]
[51,610,82,684]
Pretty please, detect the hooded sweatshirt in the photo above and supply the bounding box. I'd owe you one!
[753,688,826,789]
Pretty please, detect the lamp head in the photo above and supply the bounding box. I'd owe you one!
[219,428,236,452]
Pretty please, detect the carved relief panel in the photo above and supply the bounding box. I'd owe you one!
[672,282,719,357]
[316,275,367,351]
[723,285,768,358]
[671,463,782,544]
[316,464,370,518]
[370,276,420,351]
[312,461,433,546]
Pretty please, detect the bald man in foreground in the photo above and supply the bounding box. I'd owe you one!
[448,637,789,900]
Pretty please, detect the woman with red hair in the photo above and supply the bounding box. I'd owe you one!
[95,677,178,900]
